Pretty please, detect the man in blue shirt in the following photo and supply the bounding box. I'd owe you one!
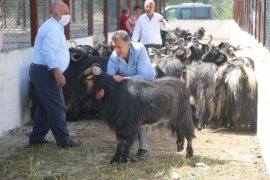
[105,30,156,161]
[29,1,82,148]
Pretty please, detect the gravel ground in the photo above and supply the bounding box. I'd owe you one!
[0,120,269,179]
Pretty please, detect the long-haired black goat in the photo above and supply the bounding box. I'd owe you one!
[184,61,218,129]
[80,64,195,164]
[213,61,257,131]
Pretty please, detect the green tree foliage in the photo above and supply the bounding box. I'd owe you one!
[165,0,233,19]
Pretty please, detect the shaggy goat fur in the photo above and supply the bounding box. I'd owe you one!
[214,61,257,131]
[184,61,218,129]
[80,65,195,164]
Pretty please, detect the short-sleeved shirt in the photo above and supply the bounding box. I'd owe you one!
[107,41,156,80]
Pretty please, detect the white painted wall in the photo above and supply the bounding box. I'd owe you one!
[0,20,269,175]
[0,48,33,136]
[68,37,93,47]
[167,19,231,41]
[229,20,270,176]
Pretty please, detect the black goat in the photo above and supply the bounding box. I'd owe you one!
[80,64,195,164]
[201,46,228,66]
[213,62,257,131]
[184,61,218,129]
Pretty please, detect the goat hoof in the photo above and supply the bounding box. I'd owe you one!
[110,159,127,166]
[177,146,184,152]
[186,150,194,159]
[176,142,184,152]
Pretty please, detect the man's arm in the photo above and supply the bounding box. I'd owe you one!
[107,53,118,76]
[131,17,142,42]
[157,13,168,31]
[107,53,127,81]
[42,29,60,69]
[42,28,66,87]
[125,20,133,35]
[51,67,66,87]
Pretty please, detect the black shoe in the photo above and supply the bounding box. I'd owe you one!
[130,149,149,162]
[29,138,55,146]
[57,138,83,148]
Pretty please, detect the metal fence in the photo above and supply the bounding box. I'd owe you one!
[70,0,90,39]
[2,0,228,53]
[0,0,31,52]
[0,0,91,52]
[266,0,270,49]
[0,0,168,53]
[234,0,270,50]
[0,0,108,52]
[92,0,104,46]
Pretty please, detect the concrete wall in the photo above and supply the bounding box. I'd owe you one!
[167,19,231,41]
[229,20,270,176]
[0,48,33,135]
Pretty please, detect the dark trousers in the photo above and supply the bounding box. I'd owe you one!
[29,64,69,145]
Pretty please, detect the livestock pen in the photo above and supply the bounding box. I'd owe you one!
[0,0,270,178]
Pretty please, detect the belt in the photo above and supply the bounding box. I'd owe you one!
[144,44,160,46]
[31,63,48,68]
[144,44,162,49]
[31,63,50,70]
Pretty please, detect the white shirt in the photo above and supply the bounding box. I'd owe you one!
[132,12,168,45]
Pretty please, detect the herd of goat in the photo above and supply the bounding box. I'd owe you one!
[29,27,257,133]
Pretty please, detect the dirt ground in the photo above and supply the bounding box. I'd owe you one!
[0,120,269,179]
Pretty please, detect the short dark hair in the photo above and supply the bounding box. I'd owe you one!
[122,7,129,14]
[111,30,130,42]
[133,5,142,11]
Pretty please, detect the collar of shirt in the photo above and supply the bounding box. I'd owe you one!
[114,43,135,65]
[143,12,159,22]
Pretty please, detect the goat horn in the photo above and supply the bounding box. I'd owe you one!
[70,40,78,48]
[71,53,83,62]
[91,64,102,75]
[207,34,213,44]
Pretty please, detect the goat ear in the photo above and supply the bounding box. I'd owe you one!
[91,65,101,75]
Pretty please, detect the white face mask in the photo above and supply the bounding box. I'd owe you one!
[59,15,70,26]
